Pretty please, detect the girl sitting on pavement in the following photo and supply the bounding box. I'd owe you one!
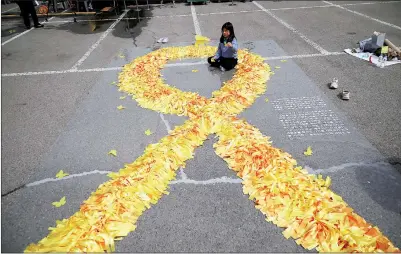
[207,22,238,71]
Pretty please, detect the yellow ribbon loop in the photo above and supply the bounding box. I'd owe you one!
[25,45,399,253]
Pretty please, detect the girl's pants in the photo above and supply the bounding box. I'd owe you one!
[208,56,238,71]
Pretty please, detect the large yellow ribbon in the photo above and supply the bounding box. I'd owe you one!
[25,45,399,253]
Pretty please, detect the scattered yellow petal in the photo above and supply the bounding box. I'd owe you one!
[275,66,281,69]
[108,149,117,157]
[111,81,116,85]
[325,176,332,187]
[120,96,126,100]
[144,129,152,136]
[265,98,269,102]
[303,146,313,156]
[55,170,69,179]
[52,196,66,208]
[117,105,125,110]
[192,69,198,73]
[280,59,287,62]
[195,35,210,45]
[119,53,125,58]
[89,20,97,32]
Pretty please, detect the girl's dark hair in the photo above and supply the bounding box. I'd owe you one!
[220,22,236,43]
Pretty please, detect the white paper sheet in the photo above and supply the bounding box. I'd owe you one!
[344,49,401,67]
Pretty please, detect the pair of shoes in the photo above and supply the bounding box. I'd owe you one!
[34,23,44,28]
[330,78,350,100]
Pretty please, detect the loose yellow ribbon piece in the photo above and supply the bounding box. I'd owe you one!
[25,45,399,253]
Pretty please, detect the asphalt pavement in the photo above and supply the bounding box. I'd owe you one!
[1,0,401,252]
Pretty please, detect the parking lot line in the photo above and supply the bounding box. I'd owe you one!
[2,1,398,27]
[22,169,240,190]
[1,27,34,46]
[191,4,201,35]
[1,6,18,13]
[323,1,401,31]
[342,1,400,6]
[1,8,70,46]
[18,159,397,191]
[1,52,345,77]
[264,52,345,60]
[70,10,128,70]
[252,1,330,55]
[1,67,122,77]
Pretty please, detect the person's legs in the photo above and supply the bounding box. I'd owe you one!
[26,0,42,27]
[16,2,31,28]
[207,56,221,68]
[220,58,238,71]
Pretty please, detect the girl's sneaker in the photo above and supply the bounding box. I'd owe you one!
[330,78,338,89]
[341,90,350,100]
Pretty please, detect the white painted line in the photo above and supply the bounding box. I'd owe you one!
[252,1,330,55]
[2,1,398,27]
[171,176,242,185]
[306,161,400,183]
[156,13,192,18]
[0,14,193,26]
[190,4,201,35]
[70,10,128,70]
[1,67,122,77]
[270,5,332,11]
[310,161,395,175]
[146,0,399,17]
[76,67,123,72]
[159,113,172,132]
[179,168,188,180]
[23,159,400,188]
[2,27,34,46]
[342,1,400,6]
[26,170,112,187]
[264,52,345,60]
[323,1,401,31]
[1,22,20,26]
[265,53,324,60]
[1,52,347,77]
[159,113,188,180]
[1,69,70,77]
[166,60,207,67]
[198,9,262,16]
[1,8,70,46]
[18,17,141,24]
[22,160,400,188]
[24,169,240,187]
[1,6,18,13]
[196,6,334,15]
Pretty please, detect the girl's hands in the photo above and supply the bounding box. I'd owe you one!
[226,42,233,48]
